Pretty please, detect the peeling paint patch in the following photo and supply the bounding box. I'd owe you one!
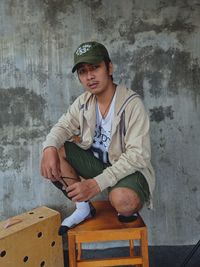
[42,0,74,26]
[87,0,102,10]
[22,175,32,190]
[118,4,196,44]
[95,17,107,33]
[130,48,200,98]
[159,136,166,148]
[131,18,196,34]
[192,186,198,193]
[0,87,50,171]
[82,0,103,11]
[118,21,136,43]
[150,105,174,122]
[0,146,30,172]
[195,214,200,223]
[3,189,13,215]
[131,72,144,98]
[0,87,46,128]
[165,18,195,33]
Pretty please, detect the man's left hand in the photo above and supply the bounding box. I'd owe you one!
[66,179,101,202]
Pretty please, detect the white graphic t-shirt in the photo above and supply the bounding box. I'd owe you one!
[91,93,116,164]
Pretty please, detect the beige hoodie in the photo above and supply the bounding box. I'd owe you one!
[43,85,155,207]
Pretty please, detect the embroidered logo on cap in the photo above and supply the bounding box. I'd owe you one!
[75,44,92,56]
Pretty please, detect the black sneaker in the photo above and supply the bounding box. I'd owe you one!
[88,201,96,217]
[58,225,70,236]
[118,213,138,223]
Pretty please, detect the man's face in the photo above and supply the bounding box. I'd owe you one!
[77,61,113,95]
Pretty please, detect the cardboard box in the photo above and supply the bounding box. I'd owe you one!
[0,206,64,267]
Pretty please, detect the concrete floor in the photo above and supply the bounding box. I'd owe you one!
[64,245,200,267]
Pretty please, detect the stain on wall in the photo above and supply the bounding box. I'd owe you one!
[42,0,74,26]
[0,87,48,171]
[129,48,200,99]
[150,105,174,123]
[0,87,46,128]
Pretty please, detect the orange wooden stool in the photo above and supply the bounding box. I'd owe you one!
[68,200,149,267]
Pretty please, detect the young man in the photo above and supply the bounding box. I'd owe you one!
[40,41,155,235]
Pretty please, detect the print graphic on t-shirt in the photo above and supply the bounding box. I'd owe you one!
[92,124,111,163]
[91,92,116,164]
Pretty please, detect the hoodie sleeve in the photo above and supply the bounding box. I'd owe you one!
[42,97,82,150]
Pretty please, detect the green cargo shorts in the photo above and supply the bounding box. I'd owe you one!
[64,141,150,204]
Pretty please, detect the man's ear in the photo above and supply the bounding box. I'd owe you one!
[108,62,113,76]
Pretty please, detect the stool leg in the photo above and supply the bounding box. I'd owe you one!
[77,242,82,261]
[129,239,134,256]
[141,228,149,267]
[68,234,77,267]
[134,240,140,267]
[130,239,140,267]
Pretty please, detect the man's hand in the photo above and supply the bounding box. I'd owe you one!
[67,179,101,202]
[40,147,61,181]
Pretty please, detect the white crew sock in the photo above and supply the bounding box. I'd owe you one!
[61,201,90,228]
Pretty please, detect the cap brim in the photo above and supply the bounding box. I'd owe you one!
[72,56,104,73]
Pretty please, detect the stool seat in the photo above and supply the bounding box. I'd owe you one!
[68,200,149,267]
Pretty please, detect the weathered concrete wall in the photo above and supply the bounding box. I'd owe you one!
[0,0,200,246]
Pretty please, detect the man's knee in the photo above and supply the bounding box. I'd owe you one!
[109,187,143,216]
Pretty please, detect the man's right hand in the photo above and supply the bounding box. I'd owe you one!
[40,147,61,181]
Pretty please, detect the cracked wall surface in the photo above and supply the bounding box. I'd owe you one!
[0,0,200,246]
